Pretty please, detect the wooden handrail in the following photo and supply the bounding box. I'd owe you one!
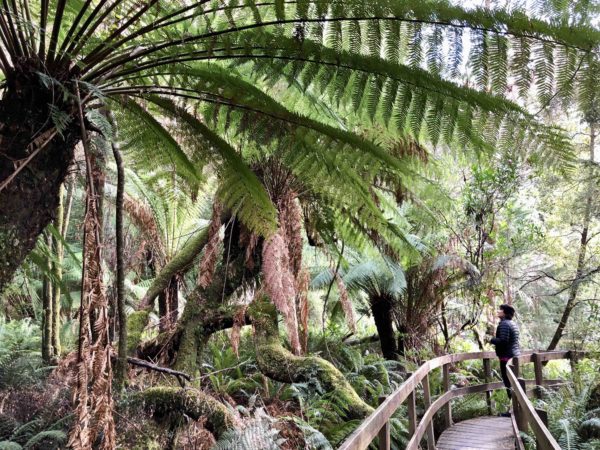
[337,351,496,450]
[338,349,582,450]
[506,352,580,450]
[506,364,560,449]
[405,381,506,449]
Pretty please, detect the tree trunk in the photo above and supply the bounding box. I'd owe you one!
[113,142,127,389]
[173,296,246,373]
[0,77,78,292]
[168,277,179,325]
[547,123,596,351]
[42,231,54,363]
[139,228,209,308]
[371,295,399,360]
[135,387,237,439]
[51,183,65,356]
[397,323,407,357]
[158,290,169,332]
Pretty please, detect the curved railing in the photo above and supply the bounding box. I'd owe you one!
[338,350,584,450]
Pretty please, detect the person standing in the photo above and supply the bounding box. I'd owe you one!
[489,304,520,402]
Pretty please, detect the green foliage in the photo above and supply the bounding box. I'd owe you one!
[203,339,263,397]
[285,341,407,447]
[0,416,69,450]
[212,409,285,450]
[0,442,22,450]
[22,430,67,450]
[0,320,47,389]
[537,361,600,449]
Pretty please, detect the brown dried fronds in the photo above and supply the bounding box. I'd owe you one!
[335,273,357,334]
[278,191,303,278]
[296,269,310,354]
[198,200,223,288]
[262,231,301,355]
[241,229,259,271]
[229,305,248,357]
[123,194,165,267]
[68,191,116,450]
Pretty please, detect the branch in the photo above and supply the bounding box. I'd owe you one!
[139,227,208,309]
[127,357,191,387]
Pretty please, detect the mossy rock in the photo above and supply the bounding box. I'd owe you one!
[0,415,17,441]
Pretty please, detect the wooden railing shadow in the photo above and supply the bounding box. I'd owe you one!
[338,350,585,450]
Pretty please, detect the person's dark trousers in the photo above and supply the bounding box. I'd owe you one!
[499,358,512,400]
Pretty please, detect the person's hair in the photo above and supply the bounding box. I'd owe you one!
[499,304,515,320]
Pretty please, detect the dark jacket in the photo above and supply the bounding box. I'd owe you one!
[490,318,520,358]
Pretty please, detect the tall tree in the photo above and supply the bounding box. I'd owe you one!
[547,119,597,350]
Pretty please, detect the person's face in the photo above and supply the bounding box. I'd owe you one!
[496,309,506,319]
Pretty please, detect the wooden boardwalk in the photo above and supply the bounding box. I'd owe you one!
[436,416,515,450]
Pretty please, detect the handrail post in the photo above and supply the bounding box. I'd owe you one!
[532,353,544,399]
[516,378,528,431]
[407,372,417,438]
[513,357,520,378]
[378,396,390,450]
[483,357,492,414]
[569,350,580,376]
[422,373,435,450]
[442,364,452,429]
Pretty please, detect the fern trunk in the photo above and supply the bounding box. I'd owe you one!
[158,276,179,332]
[0,74,78,293]
[371,295,399,360]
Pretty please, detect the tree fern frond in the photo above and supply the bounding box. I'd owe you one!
[115,99,203,195]
[146,96,278,236]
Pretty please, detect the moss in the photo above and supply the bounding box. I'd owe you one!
[141,229,208,307]
[127,310,150,354]
[249,296,374,420]
[135,387,237,438]
[172,323,199,374]
[172,298,239,374]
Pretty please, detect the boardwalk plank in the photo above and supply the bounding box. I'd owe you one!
[436,416,515,450]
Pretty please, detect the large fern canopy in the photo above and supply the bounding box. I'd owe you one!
[0,0,598,250]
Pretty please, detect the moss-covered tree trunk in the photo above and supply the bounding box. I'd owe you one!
[173,296,247,373]
[50,183,65,356]
[113,142,127,389]
[250,295,374,420]
[42,232,54,363]
[136,386,238,447]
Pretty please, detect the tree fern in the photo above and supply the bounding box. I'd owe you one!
[1,0,599,294]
